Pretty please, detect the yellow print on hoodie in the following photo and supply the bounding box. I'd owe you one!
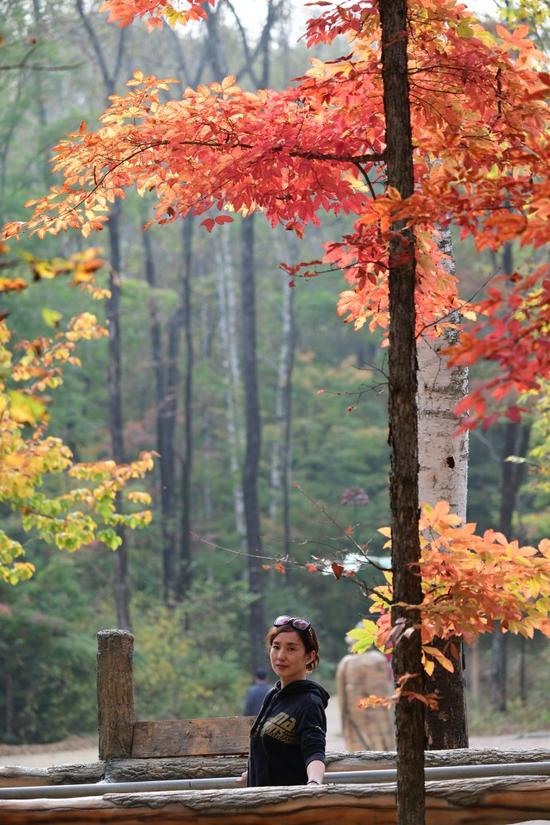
[261,711,299,745]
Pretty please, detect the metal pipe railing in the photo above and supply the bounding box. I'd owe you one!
[1,761,550,799]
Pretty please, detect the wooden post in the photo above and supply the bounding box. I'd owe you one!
[97,629,134,761]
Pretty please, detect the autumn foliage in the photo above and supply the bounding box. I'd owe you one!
[3,0,548,432]
[352,501,550,695]
[2,0,549,676]
[0,245,153,584]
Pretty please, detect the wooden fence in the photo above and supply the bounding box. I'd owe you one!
[97,629,254,761]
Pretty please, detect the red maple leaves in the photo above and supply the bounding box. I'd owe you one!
[3,0,549,428]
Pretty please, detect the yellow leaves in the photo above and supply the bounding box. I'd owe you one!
[7,390,48,425]
[42,308,62,329]
[127,490,152,505]
[378,525,392,549]
[0,259,155,584]
[346,618,380,654]
[422,645,455,673]
[66,312,107,342]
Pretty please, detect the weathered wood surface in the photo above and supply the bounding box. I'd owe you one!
[3,748,549,787]
[97,630,134,761]
[107,748,550,781]
[131,717,255,758]
[0,763,104,788]
[1,776,549,824]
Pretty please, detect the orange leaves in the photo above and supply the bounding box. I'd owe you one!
[1,0,547,431]
[100,0,214,29]
[0,277,27,293]
[368,501,550,675]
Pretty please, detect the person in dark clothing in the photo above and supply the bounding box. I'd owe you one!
[241,615,329,787]
[243,669,272,716]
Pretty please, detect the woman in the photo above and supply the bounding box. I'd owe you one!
[244,615,329,787]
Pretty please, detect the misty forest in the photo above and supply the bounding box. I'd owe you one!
[0,0,548,758]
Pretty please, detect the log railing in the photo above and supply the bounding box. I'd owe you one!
[2,629,550,823]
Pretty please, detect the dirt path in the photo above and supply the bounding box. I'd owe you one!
[1,699,548,767]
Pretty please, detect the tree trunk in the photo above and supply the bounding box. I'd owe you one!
[142,228,177,601]
[177,217,195,600]
[215,228,246,545]
[380,2,425,824]
[241,216,265,672]
[491,419,531,711]
[269,234,296,559]
[418,228,469,750]
[107,201,130,631]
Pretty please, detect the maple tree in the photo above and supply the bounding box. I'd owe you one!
[0,243,154,585]
[2,0,549,819]
[3,2,547,428]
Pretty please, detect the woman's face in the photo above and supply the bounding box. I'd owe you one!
[269,630,315,686]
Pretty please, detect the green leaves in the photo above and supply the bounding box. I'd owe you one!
[346,618,380,654]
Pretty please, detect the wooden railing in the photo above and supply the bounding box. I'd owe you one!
[97,629,254,761]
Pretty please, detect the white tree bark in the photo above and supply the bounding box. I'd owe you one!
[417,229,469,520]
[269,236,296,525]
[215,226,246,544]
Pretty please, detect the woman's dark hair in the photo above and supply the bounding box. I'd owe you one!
[265,620,320,671]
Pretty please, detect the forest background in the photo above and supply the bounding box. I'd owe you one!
[0,0,548,745]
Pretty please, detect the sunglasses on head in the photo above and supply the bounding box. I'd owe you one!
[273,615,311,632]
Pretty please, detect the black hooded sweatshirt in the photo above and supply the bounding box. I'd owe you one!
[247,679,330,787]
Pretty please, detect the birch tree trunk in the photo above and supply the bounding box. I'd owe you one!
[380,2,425,823]
[417,226,469,749]
[215,229,246,544]
[269,235,296,559]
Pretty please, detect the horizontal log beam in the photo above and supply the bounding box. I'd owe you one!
[0,776,549,825]
[106,747,550,781]
[131,718,255,758]
[0,764,104,788]
[3,748,550,787]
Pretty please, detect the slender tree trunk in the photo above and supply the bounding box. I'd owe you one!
[380,2,425,823]
[142,228,178,601]
[199,288,214,522]
[107,201,130,630]
[490,241,530,711]
[418,227,469,749]
[241,216,265,672]
[269,235,296,560]
[215,229,246,544]
[31,0,51,188]
[491,419,531,710]
[518,635,527,704]
[177,217,195,600]
[75,0,129,627]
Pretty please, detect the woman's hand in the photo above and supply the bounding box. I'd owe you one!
[306,759,325,786]
[236,770,248,786]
